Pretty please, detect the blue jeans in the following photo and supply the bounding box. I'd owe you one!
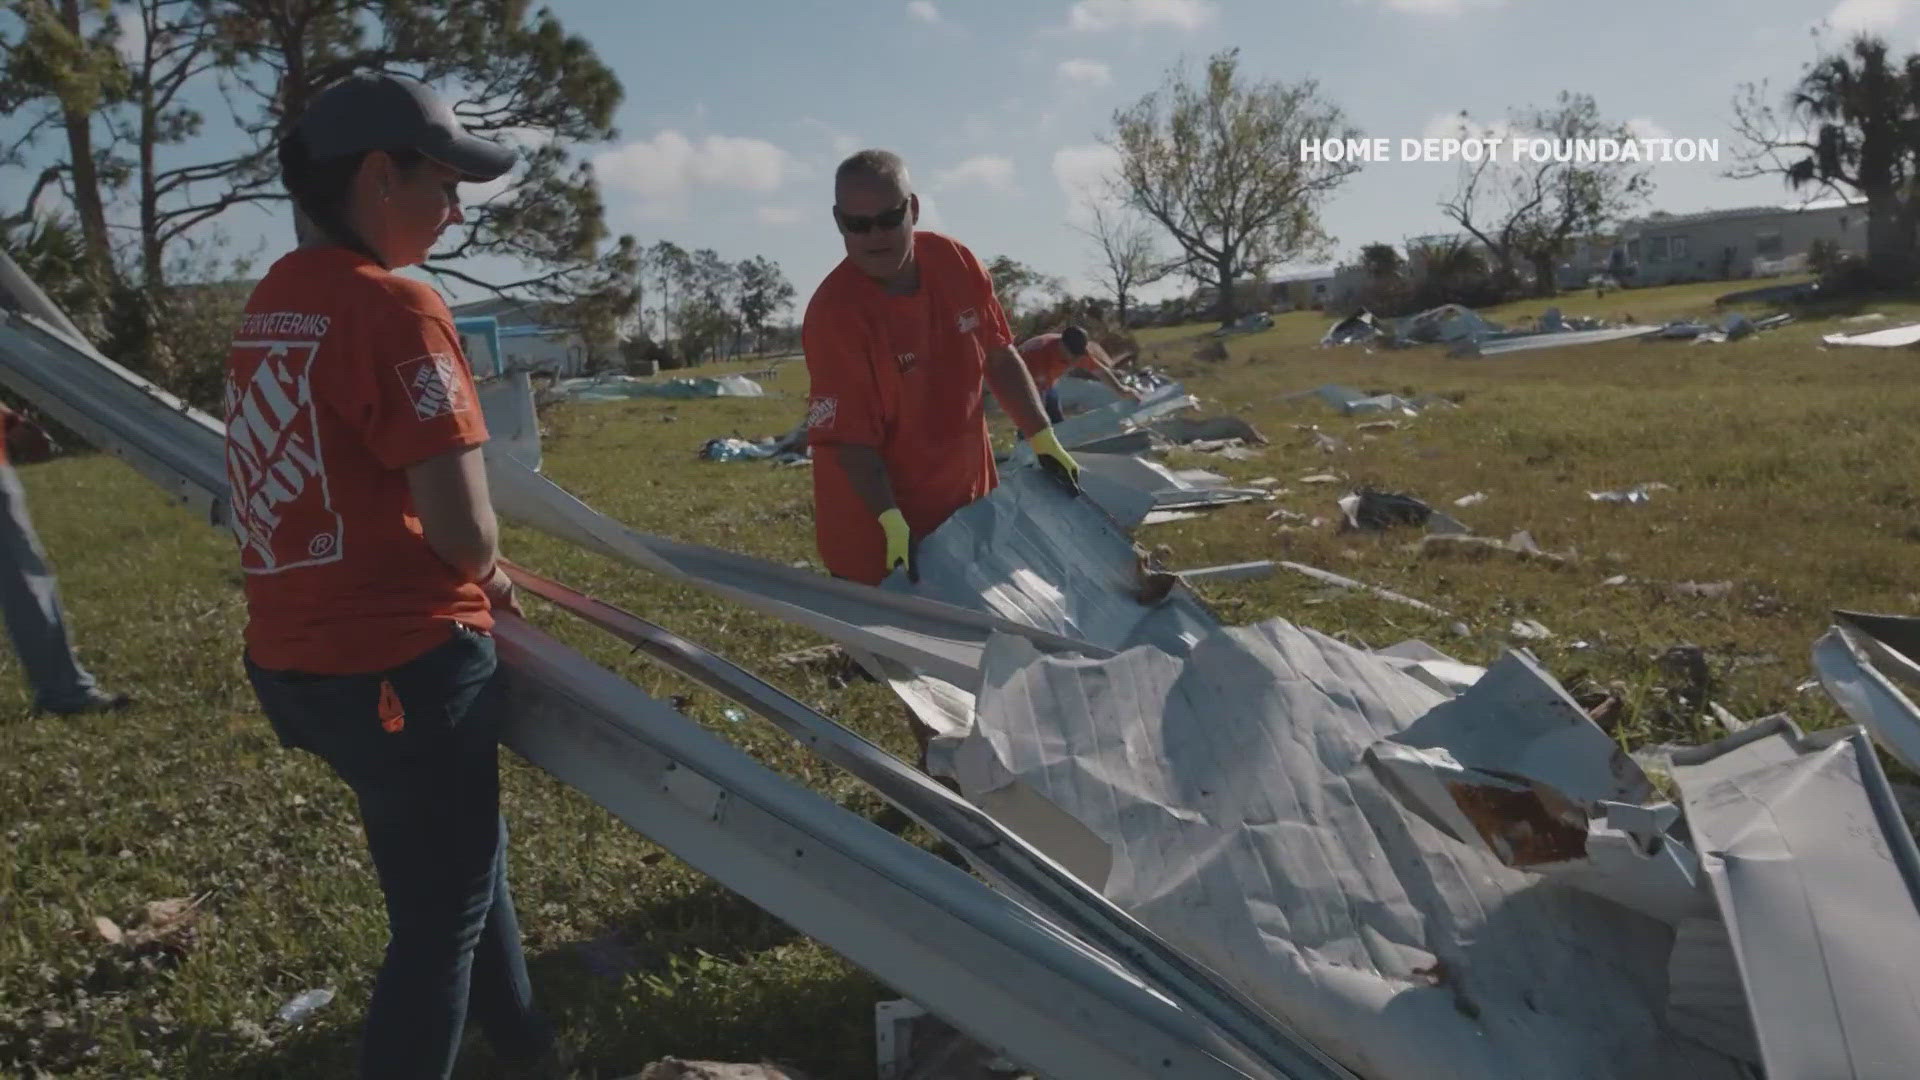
[245,623,552,1079]
[1042,385,1065,426]
[0,463,99,710]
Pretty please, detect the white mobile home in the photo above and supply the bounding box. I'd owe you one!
[1615,197,1867,286]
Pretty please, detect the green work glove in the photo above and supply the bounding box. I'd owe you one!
[878,507,915,581]
[1029,426,1082,491]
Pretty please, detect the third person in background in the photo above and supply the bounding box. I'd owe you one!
[1015,324,1140,425]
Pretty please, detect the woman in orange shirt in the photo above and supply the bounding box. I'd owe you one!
[224,73,559,1078]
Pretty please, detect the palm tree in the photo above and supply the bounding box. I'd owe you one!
[0,213,106,328]
[1360,243,1403,280]
[1748,35,1919,286]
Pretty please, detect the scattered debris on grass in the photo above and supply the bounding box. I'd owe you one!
[1150,415,1269,446]
[274,988,334,1028]
[1337,489,1471,535]
[1184,437,1262,459]
[1588,482,1673,505]
[93,895,210,959]
[699,422,809,463]
[1320,310,1380,346]
[1453,492,1487,508]
[1819,322,1920,349]
[555,374,766,401]
[1669,581,1735,600]
[1279,560,1447,615]
[1339,489,1433,531]
[1421,531,1573,567]
[1298,427,1346,454]
[1175,561,1277,584]
[1509,618,1553,641]
[1295,384,1451,417]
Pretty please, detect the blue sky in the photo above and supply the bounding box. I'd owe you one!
[6,0,1920,314]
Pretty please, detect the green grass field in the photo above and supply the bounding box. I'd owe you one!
[2,279,1918,1077]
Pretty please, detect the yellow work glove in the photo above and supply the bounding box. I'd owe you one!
[1029,426,1082,490]
[878,507,914,580]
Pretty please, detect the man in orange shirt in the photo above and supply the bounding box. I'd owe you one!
[803,149,1080,586]
[1016,324,1140,424]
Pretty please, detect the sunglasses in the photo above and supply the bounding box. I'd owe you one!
[834,198,911,235]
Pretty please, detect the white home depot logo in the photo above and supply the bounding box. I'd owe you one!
[806,396,837,430]
[225,339,342,574]
[895,352,917,372]
[394,352,467,420]
[955,308,979,334]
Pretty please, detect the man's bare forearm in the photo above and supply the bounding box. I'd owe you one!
[833,444,898,517]
[984,345,1051,436]
[1092,362,1131,396]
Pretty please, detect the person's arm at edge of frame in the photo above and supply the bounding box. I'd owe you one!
[407,445,521,614]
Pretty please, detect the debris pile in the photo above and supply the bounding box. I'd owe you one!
[552,373,766,402]
[895,476,1920,1078]
[1318,299,1799,358]
[698,420,810,464]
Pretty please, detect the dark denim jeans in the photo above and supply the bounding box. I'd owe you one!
[245,623,552,1079]
[0,462,100,710]
[1042,385,1065,426]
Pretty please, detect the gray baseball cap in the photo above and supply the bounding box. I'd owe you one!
[296,72,517,182]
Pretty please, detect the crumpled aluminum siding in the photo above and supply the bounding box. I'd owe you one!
[1671,717,1920,1080]
[959,621,1753,1080]
[880,465,1755,1079]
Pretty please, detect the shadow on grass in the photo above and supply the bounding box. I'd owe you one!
[518,878,882,1079]
[1792,286,1920,322]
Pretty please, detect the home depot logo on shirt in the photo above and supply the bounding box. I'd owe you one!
[395,352,466,420]
[225,339,341,573]
[956,308,980,334]
[806,396,838,431]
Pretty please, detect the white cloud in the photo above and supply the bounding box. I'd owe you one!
[1826,0,1904,33]
[935,155,1016,192]
[758,206,805,226]
[1057,58,1113,87]
[111,5,145,63]
[915,192,945,230]
[1377,0,1506,14]
[465,173,518,206]
[797,117,862,159]
[907,0,941,22]
[1625,117,1673,142]
[1052,143,1125,225]
[593,130,791,220]
[1067,0,1217,33]
[1422,112,1514,142]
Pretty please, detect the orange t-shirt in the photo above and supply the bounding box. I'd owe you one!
[1016,333,1095,393]
[802,231,1013,584]
[223,247,491,675]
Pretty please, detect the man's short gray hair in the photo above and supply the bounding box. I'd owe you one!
[835,149,911,193]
